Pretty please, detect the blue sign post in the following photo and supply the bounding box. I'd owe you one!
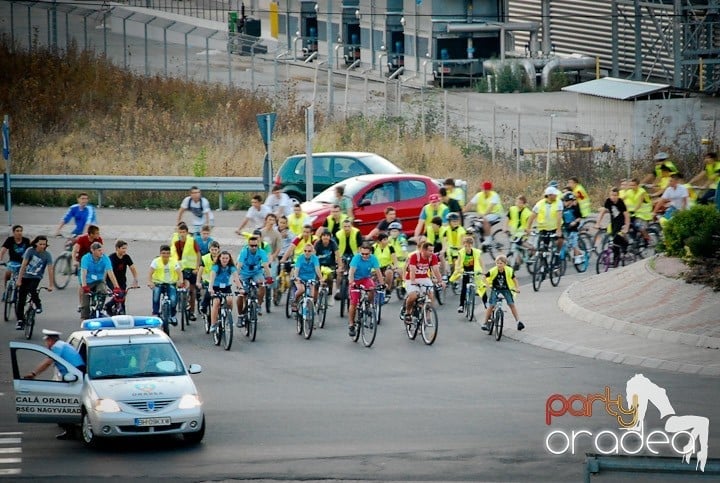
[2,115,11,224]
[256,112,277,193]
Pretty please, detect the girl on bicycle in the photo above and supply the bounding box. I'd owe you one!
[482,255,523,332]
[208,250,242,333]
[16,236,54,330]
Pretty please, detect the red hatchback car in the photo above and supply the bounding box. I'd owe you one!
[301,174,441,237]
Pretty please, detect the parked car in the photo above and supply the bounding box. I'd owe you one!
[301,174,441,237]
[274,152,403,202]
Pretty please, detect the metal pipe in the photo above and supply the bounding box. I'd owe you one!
[541,0,551,56]
[540,57,596,88]
[446,21,540,33]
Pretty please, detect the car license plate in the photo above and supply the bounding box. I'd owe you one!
[442,67,451,74]
[135,417,171,427]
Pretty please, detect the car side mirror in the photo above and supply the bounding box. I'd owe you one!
[359,198,371,207]
[63,373,79,382]
[188,364,202,374]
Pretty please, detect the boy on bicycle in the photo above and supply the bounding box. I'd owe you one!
[348,243,385,338]
[236,236,273,324]
[482,255,523,331]
[148,244,183,325]
[449,235,486,314]
[80,242,120,321]
[171,222,201,321]
[291,243,323,312]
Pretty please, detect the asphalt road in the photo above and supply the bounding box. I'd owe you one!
[0,209,718,481]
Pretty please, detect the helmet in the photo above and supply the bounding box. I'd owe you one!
[544,187,560,196]
[562,192,576,202]
[653,152,669,161]
[388,222,402,230]
[548,180,559,188]
[448,212,460,221]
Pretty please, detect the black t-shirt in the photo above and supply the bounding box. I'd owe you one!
[486,269,508,290]
[445,198,463,223]
[604,198,628,234]
[314,239,338,268]
[375,219,392,233]
[2,236,30,264]
[108,253,134,288]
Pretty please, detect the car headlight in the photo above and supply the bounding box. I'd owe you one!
[95,398,121,413]
[178,394,202,409]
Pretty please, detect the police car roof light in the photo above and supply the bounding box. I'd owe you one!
[81,315,163,330]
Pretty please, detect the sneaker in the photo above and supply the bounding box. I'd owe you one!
[15,321,23,330]
[170,316,178,326]
[188,313,196,321]
[209,324,218,333]
[481,320,491,331]
[574,255,584,265]
[257,307,263,316]
[333,291,341,301]
[77,305,82,313]
[404,314,413,325]
[517,321,525,331]
[348,325,356,337]
[35,303,43,314]
[457,305,464,313]
[236,316,245,328]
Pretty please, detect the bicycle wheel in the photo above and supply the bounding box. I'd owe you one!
[178,291,187,331]
[161,301,171,336]
[203,307,211,334]
[4,282,15,322]
[24,308,35,340]
[339,278,349,318]
[361,304,377,348]
[421,305,438,346]
[53,254,72,290]
[488,227,508,258]
[375,292,383,325]
[532,256,546,292]
[574,238,590,273]
[405,309,419,340]
[247,301,258,342]
[494,308,504,341]
[274,276,285,306]
[285,284,296,319]
[265,286,272,314]
[317,290,328,328]
[578,232,594,259]
[212,309,223,345]
[465,289,475,322]
[596,249,611,274]
[395,280,407,301]
[222,312,233,350]
[550,254,563,287]
[302,299,314,340]
[434,284,445,306]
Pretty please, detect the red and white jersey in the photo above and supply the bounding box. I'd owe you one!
[405,252,439,280]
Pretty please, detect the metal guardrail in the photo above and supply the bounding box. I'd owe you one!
[584,453,720,482]
[9,175,266,210]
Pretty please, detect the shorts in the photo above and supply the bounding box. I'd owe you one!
[484,213,501,224]
[405,278,434,294]
[241,273,264,288]
[182,268,197,284]
[212,286,233,294]
[349,277,375,305]
[564,231,578,250]
[489,288,514,305]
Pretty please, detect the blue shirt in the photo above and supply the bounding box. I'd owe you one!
[211,263,237,288]
[51,340,85,375]
[349,253,380,280]
[197,236,214,256]
[22,248,52,280]
[62,204,97,236]
[80,253,112,284]
[237,246,268,278]
[294,254,320,281]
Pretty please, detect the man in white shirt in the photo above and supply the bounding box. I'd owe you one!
[263,184,293,219]
[177,186,212,235]
[236,195,272,235]
[656,173,688,219]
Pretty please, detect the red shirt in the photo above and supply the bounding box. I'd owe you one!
[173,238,200,262]
[405,251,438,280]
[74,234,103,262]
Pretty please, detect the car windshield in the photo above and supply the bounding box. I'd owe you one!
[356,154,403,174]
[87,343,186,380]
[312,178,372,203]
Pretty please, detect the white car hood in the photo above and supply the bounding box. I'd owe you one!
[89,377,197,401]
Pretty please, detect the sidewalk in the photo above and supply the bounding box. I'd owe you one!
[5,206,720,376]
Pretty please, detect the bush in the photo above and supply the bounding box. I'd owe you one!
[662,205,720,258]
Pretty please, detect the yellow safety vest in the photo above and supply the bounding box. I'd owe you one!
[448,186,466,205]
[426,226,442,245]
[487,265,516,293]
[325,214,347,234]
[288,213,308,236]
[475,191,503,215]
[389,236,408,261]
[654,161,679,178]
[293,235,317,257]
[706,161,720,189]
[200,253,215,283]
[533,198,562,231]
[151,256,180,284]
[441,225,466,250]
[336,228,360,255]
[508,205,532,235]
[573,184,591,218]
[373,244,394,267]
[449,248,486,298]
[170,234,199,270]
[626,187,653,221]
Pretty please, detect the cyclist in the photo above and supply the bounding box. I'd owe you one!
[291,243,323,312]
[463,180,503,247]
[482,255,523,331]
[286,202,310,237]
[196,225,215,256]
[402,241,444,325]
[449,235,486,314]
[177,186,212,236]
[624,178,653,245]
[443,177,466,205]
[334,219,363,298]
[413,193,449,241]
[171,222,201,321]
[236,194,272,235]
[425,216,444,257]
[148,244,183,325]
[372,233,398,297]
[440,187,464,225]
[690,152,720,205]
[207,250,242,333]
[440,212,466,279]
[313,228,338,298]
[80,242,120,321]
[103,240,140,315]
[1,224,30,292]
[280,224,317,264]
[264,184,294,219]
[642,151,679,187]
[347,243,384,337]
[388,222,408,262]
[236,235,273,325]
[277,215,295,282]
[55,192,97,237]
[317,204,348,240]
[596,187,631,265]
[72,224,103,311]
[507,195,532,245]
[567,177,592,219]
[15,236,54,330]
[525,187,564,252]
[654,173,689,220]
[368,206,397,240]
[197,240,220,316]
[561,193,585,265]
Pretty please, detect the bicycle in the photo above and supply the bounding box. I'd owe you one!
[350,285,378,348]
[485,292,511,342]
[505,231,538,275]
[460,270,480,322]
[241,280,264,342]
[316,280,330,329]
[391,268,406,301]
[211,291,237,351]
[177,287,190,331]
[21,286,49,340]
[155,284,176,336]
[53,236,76,290]
[104,286,139,316]
[338,254,352,318]
[2,262,21,322]
[401,284,439,346]
[84,287,107,319]
[467,215,507,258]
[275,261,292,308]
[596,238,633,274]
[532,233,562,292]
[294,279,317,340]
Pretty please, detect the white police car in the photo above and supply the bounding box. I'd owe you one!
[9,315,205,446]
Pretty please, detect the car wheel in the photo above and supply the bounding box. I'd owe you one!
[182,417,206,444]
[286,191,304,204]
[81,409,100,448]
